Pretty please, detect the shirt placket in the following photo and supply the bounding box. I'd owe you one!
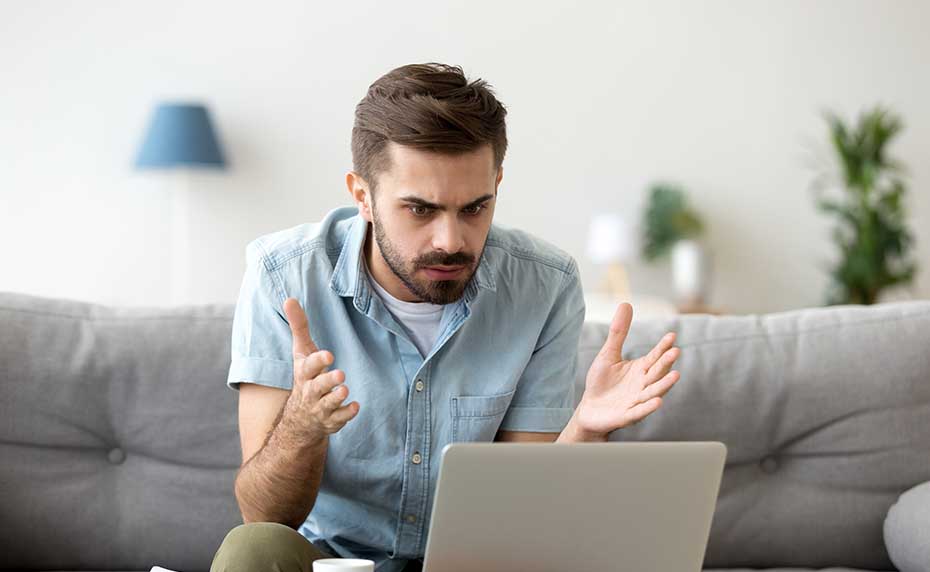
[392,300,472,558]
[393,356,431,558]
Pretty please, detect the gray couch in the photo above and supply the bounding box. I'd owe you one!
[1,291,928,572]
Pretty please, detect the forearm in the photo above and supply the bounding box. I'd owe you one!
[234,412,329,528]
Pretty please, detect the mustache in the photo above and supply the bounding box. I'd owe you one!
[414,251,475,268]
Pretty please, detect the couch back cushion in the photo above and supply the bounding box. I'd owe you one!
[575,300,930,570]
[2,292,929,570]
[0,292,242,571]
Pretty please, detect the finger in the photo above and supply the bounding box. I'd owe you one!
[329,401,361,426]
[646,346,680,381]
[295,351,334,383]
[642,370,680,401]
[319,383,350,412]
[309,369,346,400]
[284,298,318,359]
[597,303,633,361]
[640,332,677,373]
[626,397,662,425]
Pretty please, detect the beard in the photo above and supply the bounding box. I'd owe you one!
[371,209,484,305]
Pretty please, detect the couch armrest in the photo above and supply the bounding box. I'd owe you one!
[884,480,930,572]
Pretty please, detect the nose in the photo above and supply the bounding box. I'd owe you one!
[431,214,466,255]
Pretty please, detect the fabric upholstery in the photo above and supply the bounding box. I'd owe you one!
[0,293,241,571]
[1,291,928,571]
[577,301,930,569]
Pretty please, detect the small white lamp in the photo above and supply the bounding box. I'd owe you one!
[585,213,638,301]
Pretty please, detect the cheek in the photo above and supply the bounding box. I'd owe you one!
[468,225,492,252]
[380,213,414,244]
[389,226,429,262]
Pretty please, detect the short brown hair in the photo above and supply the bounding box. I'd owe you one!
[351,62,508,192]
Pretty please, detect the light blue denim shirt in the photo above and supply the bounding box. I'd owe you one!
[227,206,585,571]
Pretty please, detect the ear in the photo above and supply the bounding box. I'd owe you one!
[346,171,374,223]
[495,165,503,189]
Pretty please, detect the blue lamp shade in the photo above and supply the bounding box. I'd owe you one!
[135,103,227,169]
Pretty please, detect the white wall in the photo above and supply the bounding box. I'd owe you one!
[2,0,928,314]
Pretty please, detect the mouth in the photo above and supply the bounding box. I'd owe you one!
[422,265,466,280]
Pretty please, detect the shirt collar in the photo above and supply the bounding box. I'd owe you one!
[329,214,497,304]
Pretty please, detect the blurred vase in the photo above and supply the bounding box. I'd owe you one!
[671,239,712,305]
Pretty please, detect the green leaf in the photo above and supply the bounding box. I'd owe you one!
[813,104,916,305]
[640,183,706,261]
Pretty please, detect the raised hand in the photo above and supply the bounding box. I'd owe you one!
[572,302,681,438]
[278,297,360,441]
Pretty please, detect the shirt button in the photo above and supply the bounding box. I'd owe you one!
[406,514,417,523]
[415,380,425,392]
[412,452,422,465]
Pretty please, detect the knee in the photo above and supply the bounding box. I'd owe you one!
[220,521,306,547]
[211,522,312,572]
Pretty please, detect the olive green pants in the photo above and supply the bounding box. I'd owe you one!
[210,522,424,572]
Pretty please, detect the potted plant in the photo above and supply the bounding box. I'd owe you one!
[640,183,710,307]
[811,105,918,305]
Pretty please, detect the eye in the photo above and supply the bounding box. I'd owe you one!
[410,205,433,217]
[463,204,487,216]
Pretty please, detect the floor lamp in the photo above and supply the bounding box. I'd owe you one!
[134,102,228,305]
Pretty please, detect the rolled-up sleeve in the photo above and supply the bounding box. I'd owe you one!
[226,240,294,391]
[499,259,585,432]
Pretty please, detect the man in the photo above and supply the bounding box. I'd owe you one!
[211,63,681,572]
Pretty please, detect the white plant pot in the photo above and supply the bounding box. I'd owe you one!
[671,239,712,305]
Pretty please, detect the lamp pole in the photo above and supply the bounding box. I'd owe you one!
[169,170,192,305]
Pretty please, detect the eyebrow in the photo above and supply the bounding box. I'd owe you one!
[398,193,496,211]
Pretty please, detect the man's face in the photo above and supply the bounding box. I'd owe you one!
[360,142,501,305]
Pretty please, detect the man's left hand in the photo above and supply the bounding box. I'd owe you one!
[569,302,681,441]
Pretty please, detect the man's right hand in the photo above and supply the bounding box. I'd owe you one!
[279,297,360,441]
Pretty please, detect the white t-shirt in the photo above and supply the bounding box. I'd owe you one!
[365,262,444,359]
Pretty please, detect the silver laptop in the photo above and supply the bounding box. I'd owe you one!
[422,441,727,572]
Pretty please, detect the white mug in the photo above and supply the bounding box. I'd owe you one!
[312,558,375,572]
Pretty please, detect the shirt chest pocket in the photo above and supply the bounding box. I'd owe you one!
[450,389,516,443]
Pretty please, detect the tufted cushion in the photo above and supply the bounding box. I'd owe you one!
[575,301,930,570]
[2,291,928,571]
[0,292,242,571]
[884,480,930,572]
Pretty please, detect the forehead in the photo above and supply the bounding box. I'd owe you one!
[377,142,497,204]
